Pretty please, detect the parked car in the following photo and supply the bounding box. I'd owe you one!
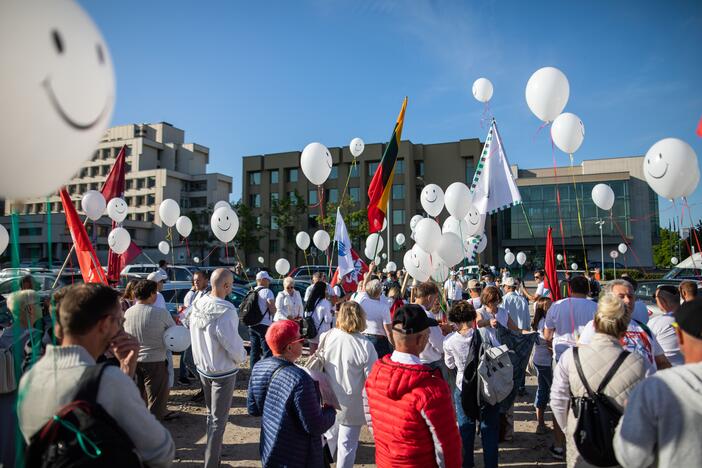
[634,278,702,318]
[289,265,337,280]
[0,267,52,280]
[663,253,702,280]
[244,279,312,298]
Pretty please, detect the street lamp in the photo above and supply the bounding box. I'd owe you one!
[596,220,605,277]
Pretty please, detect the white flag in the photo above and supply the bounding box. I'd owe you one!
[471,120,522,214]
[334,208,355,278]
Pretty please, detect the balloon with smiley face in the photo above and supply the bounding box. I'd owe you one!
[643,138,699,200]
[210,206,239,243]
[349,137,365,158]
[420,184,444,217]
[107,197,128,223]
[403,245,431,282]
[108,227,130,254]
[0,0,115,199]
[301,142,333,186]
[463,204,486,238]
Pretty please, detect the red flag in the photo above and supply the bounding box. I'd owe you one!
[60,188,108,284]
[697,115,702,138]
[101,145,126,200]
[330,249,368,294]
[544,226,560,301]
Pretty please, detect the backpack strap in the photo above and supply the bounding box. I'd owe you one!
[73,362,113,404]
[595,350,630,394]
[573,347,595,398]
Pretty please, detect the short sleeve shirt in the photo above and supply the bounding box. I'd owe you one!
[257,288,274,326]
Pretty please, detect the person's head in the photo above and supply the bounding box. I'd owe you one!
[569,275,590,297]
[51,286,70,341]
[448,301,477,327]
[594,293,631,338]
[604,279,635,314]
[480,285,501,311]
[534,270,545,283]
[655,285,680,313]
[210,268,233,298]
[265,319,304,362]
[123,279,139,301]
[467,279,481,297]
[158,260,167,269]
[305,280,327,311]
[620,274,638,290]
[20,274,35,291]
[532,296,553,331]
[391,304,436,356]
[58,284,123,359]
[413,281,439,308]
[7,290,39,328]
[146,271,167,291]
[387,286,401,300]
[311,272,322,284]
[133,279,158,304]
[336,301,367,334]
[484,273,495,283]
[679,281,698,302]
[674,298,702,364]
[282,276,296,295]
[255,270,272,287]
[192,270,208,291]
[502,276,516,293]
[365,279,383,300]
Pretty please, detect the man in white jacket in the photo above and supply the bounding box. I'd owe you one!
[186,268,247,468]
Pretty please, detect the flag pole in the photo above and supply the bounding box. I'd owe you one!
[386,199,391,264]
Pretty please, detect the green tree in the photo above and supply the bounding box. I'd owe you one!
[315,196,369,249]
[270,191,306,258]
[653,227,681,267]
[233,200,262,255]
[183,208,212,260]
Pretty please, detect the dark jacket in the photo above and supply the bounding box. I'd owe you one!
[247,356,335,468]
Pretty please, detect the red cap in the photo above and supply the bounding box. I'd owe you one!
[265,320,303,354]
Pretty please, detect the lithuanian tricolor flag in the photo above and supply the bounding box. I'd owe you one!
[367,97,407,233]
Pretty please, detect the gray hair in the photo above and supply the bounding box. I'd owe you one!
[604,279,634,294]
[365,279,382,299]
[283,276,295,288]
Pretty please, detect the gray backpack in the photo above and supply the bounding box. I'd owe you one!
[477,328,514,405]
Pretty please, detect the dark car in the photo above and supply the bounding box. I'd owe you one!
[244,279,311,298]
[289,265,336,280]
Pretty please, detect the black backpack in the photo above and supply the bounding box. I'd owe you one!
[570,348,630,467]
[239,287,266,326]
[302,309,319,339]
[460,326,484,421]
[26,362,143,468]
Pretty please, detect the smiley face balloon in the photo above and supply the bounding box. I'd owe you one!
[349,137,365,158]
[300,142,332,185]
[643,138,699,200]
[420,184,444,217]
[464,204,486,237]
[0,0,115,199]
[211,207,239,243]
[107,197,128,223]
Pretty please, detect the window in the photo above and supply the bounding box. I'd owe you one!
[269,239,279,254]
[393,209,405,225]
[350,163,359,178]
[392,184,404,200]
[249,193,261,208]
[465,159,476,184]
[395,159,404,175]
[308,214,319,229]
[147,176,156,188]
[287,168,298,183]
[415,160,425,177]
[270,192,279,205]
[329,166,338,180]
[249,171,261,185]
[309,190,318,205]
[147,194,155,205]
[270,170,279,184]
[270,215,278,230]
[368,162,379,176]
[288,191,296,200]
[327,188,339,203]
[350,187,361,203]
[19,227,42,236]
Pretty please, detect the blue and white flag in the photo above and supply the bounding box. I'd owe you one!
[334,208,355,278]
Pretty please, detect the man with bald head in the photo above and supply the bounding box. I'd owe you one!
[186,268,247,468]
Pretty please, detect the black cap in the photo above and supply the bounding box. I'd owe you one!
[674,297,702,339]
[392,304,438,335]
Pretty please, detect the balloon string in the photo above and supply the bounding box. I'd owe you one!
[479,102,493,129]
[532,121,551,141]
[200,245,218,263]
[568,154,589,273]
[610,215,646,274]
[184,238,190,258]
[551,136,569,270]
[682,197,702,254]
[225,242,229,264]
[339,158,357,207]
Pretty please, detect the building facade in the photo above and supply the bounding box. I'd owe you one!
[1,122,232,265]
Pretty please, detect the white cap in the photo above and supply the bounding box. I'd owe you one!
[147,271,167,282]
[503,277,515,287]
[256,271,272,281]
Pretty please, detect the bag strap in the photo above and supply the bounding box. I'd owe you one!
[595,350,630,394]
[573,347,595,398]
[73,362,113,404]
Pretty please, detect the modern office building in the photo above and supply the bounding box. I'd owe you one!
[243,139,659,269]
[1,122,232,265]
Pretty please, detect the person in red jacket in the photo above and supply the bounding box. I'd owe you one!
[365,304,462,468]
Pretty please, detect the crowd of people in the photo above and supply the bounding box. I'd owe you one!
[1,263,701,468]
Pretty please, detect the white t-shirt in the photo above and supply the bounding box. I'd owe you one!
[477,306,508,347]
[256,287,274,326]
[307,299,334,344]
[419,308,444,364]
[647,313,684,366]
[443,329,474,390]
[468,296,482,310]
[357,295,392,336]
[535,281,551,298]
[544,297,598,361]
[154,292,167,311]
[444,279,463,300]
[274,290,303,321]
[533,318,553,367]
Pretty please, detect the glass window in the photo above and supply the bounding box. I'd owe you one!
[327,188,339,203]
[270,192,279,205]
[249,171,261,185]
[287,168,298,182]
[249,193,261,208]
[270,215,278,230]
[395,159,404,175]
[309,190,318,205]
[393,209,405,225]
[415,160,424,177]
[350,163,359,178]
[368,162,379,176]
[270,170,279,184]
[466,159,475,184]
[269,239,279,254]
[392,184,404,200]
[329,166,338,180]
[350,187,361,203]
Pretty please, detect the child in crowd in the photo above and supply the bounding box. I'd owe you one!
[531,296,553,433]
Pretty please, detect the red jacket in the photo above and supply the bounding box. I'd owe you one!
[365,355,462,468]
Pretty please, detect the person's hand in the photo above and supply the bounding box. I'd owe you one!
[489,318,498,328]
[110,330,139,378]
[369,261,376,272]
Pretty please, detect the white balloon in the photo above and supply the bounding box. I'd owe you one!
[591,184,615,211]
[193,256,200,264]
[395,233,406,246]
[81,190,106,221]
[410,215,424,231]
[643,138,699,200]
[420,184,445,217]
[106,197,128,223]
[313,230,330,251]
[403,245,431,282]
[163,326,191,352]
[516,251,527,265]
[525,66,570,122]
[464,204,486,237]
[442,216,469,239]
[504,252,516,265]
[431,256,450,282]
[381,253,387,260]
[671,257,679,265]
[571,263,579,270]
[386,261,397,272]
[475,234,487,254]
[618,243,628,254]
[213,200,231,211]
[366,233,384,256]
[300,142,333,185]
[364,245,376,261]
[159,199,180,227]
[437,232,464,267]
[176,216,192,238]
[0,225,8,256]
[414,218,442,253]
[610,250,619,259]
[296,231,311,250]
[0,0,115,199]
[210,206,239,243]
[380,218,388,232]
[350,137,365,157]
[551,112,585,154]
[472,78,493,103]
[258,256,265,264]
[505,248,512,254]
[556,253,564,262]
[158,241,170,255]
[374,255,382,265]
[444,182,472,219]
[275,258,290,276]
[107,227,130,254]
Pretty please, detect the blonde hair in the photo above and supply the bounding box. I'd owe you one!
[283,276,295,288]
[336,301,367,333]
[594,293,631,338]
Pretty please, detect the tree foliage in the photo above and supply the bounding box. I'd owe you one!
[270,191,306,257]
[233,199,262,254]
[653,227,681,267]
[315,195,369,249]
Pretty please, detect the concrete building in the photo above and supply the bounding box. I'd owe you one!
[1,122,232,265]
[243,139,659,269]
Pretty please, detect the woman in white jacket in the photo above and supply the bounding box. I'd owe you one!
[274,277,303,322]
[320,301,378,468]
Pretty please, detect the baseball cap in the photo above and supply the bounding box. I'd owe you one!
[503,277,515,287]
[467,279,481,290]
[674,297,702,339]
[256,271,272,281]
[265,320,304,354]
[147,271,167,282]
[392,304,438,335]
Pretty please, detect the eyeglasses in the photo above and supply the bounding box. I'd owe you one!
[285,286,294,290]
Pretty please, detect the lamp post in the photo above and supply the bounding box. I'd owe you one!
[596,219,605,278]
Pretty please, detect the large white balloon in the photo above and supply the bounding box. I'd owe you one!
[443,216,469,239]
[300,142,333,185]
[551,112,585,154]
[313,230,330,251]
[395,233,406,246]
[414,218,442,253]
[525,67,570,123]
[210,206,239,243]
[516,251,527,266]
[444,182,472,219]
[81,190,106,221]
[158,241,170,255]
[349,137,365,157]
[618,243,628,254]
[437,232,463,267]
[464,204,486,238]
[386,261,397,272]
[159,199,180,227]
[504,252,516,265]
[107,227,130,254]
[643,138,699,200]
[275,258,290,276]
[176,216,192,238]
[0,225,8,256]
[403,245,431,282]
[410,214,424,231]
[591,184,615,211]
[472,78,493,103]
[213,200,231,211]
[0,0,115,199]
[296,231,310,250]
[163,326,191,352]
[106,197,128,223]
[430,256,450,282]
[366,233,384,256]
[420,184,445,217]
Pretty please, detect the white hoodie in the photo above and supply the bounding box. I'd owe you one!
[186,294,247,379]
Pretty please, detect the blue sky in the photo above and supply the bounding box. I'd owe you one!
[80,0,702,228]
